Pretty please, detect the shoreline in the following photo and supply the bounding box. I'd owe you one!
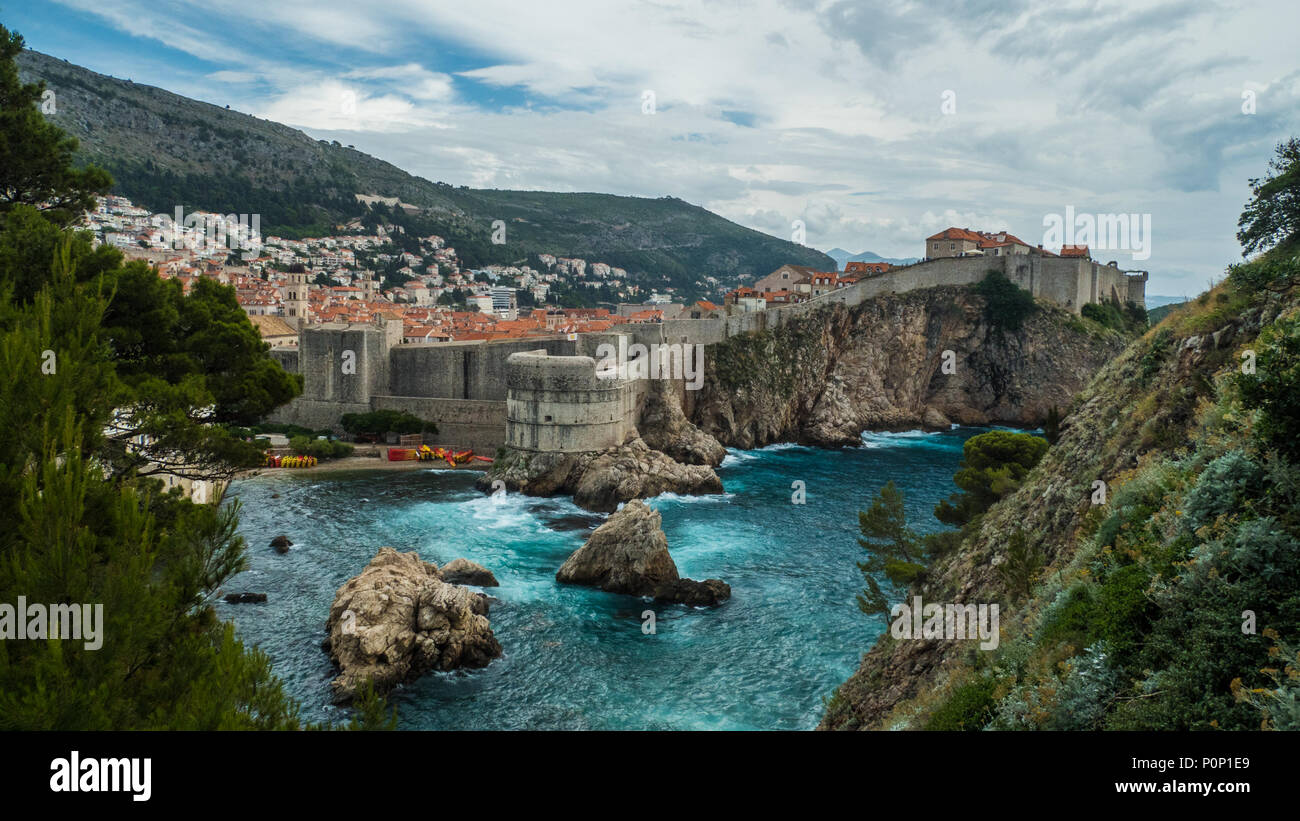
[237,453,491,479]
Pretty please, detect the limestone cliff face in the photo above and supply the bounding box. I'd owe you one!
[818,279,1295,730]
[688,286,1127,448]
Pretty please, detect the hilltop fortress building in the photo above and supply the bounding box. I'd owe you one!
[267,242,1147,452]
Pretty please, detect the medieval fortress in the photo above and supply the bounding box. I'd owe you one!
[268,248,1148,453]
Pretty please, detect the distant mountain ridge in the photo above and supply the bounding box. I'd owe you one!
[16,49,833,301]
[825,247,920,270]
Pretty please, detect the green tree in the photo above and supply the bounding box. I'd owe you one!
[856,481,925,618]
[0,271,303,729]
[340,409,437,437]
[0,26,336,729]
[1238,137,1300,256]
[95,267,301,482]
[1236,316,1300,461]
[935,430,1048,528]
[0,25,113,223]
[0,203,121,303]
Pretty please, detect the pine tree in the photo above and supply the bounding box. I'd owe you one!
[856,481,925,618]
[0,25,112,223]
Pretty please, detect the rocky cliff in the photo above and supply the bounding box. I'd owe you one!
[819,253,1300,730]
[689,285,1128,448]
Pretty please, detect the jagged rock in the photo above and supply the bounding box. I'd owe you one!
[573,439,723,512]
[652,578,731,607]
[556,500,678,593]
[439,557,499,587]
[637,380,727,466]
[324,547,502,703]
[224,592,267,604]
[556,500,729,606]
[478,437,723,513]
[922,406,952,430]
[270,535,292,553]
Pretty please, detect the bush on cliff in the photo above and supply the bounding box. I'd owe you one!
[934,430,1048,529]
[1081,298,1147,335]
[1236,316,1300,461]
[974,270,1037,333]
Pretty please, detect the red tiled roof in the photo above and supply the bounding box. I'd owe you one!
[927,227,985,243]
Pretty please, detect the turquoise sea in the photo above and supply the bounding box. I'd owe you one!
[221,427,1007,729]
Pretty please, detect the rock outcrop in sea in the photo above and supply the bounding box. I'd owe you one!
[439,557,499,587]
[324,548,502,703]
[556,499,730,606]
[477,437,723,513]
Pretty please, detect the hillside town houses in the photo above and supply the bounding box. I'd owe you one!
[85,198,1078,344]
[81,195,671,347]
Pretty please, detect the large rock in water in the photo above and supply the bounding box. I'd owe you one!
[477,437,723,513]
[439,557,499,587]
[324,548,502,703]
[555,500,730,606]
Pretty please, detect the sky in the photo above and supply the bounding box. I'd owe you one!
[6,0,1299,295]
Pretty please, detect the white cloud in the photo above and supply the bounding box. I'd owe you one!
[43,0,1300,292]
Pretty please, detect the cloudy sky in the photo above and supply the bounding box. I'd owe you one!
[9,0,1299,294]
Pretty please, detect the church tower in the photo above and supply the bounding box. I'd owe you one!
[283,270,311,329]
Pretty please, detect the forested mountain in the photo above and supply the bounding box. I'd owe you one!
[17,49,833,299]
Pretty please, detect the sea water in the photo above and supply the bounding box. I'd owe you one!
[222,427,1006,729]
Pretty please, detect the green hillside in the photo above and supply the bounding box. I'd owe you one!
[17,49,832,300]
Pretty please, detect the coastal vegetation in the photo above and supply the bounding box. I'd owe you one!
[825,137,1300,731]
[0,25,331,729]
[973,270,1037,333]
[856,431,1048,619]
[339,408,438,439]
[289,436,354,460]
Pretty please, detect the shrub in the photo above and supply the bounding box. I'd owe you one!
[974,270,1037,333]
[340,409,438,437]
[1044,642,1118,730]
[1236,316,1300,461]
[1181,449,1263,534]
[290,436,354,460]
[1140,328,1173,380]
[925,676,999,731]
